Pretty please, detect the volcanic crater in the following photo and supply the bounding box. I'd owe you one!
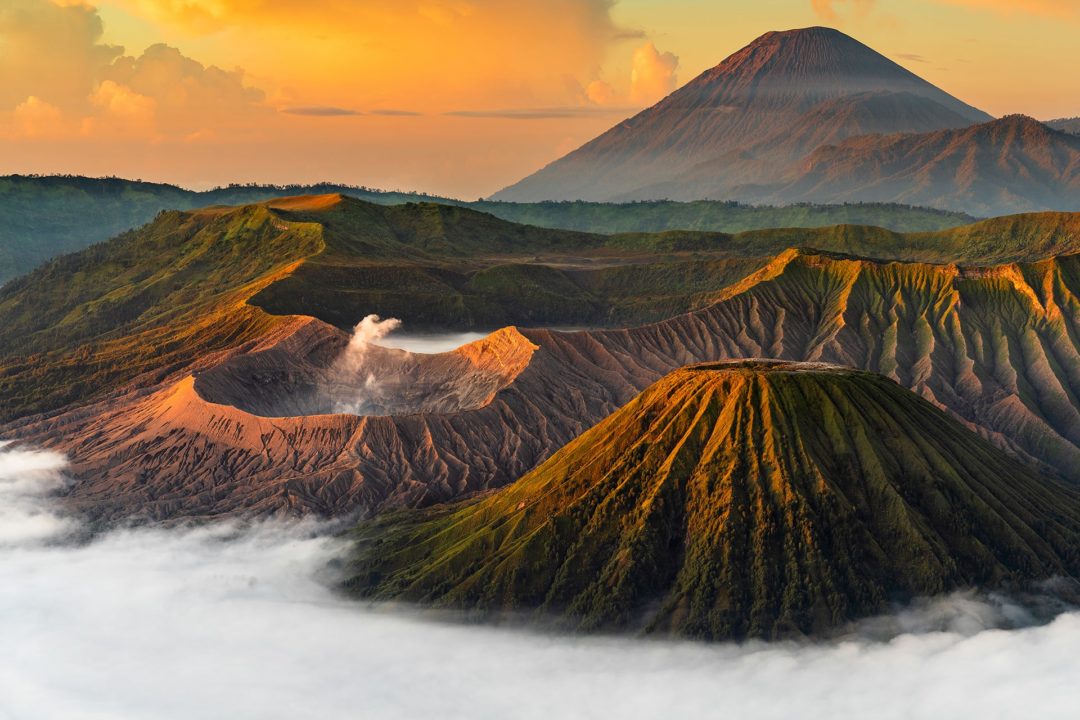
[193,324,538,418]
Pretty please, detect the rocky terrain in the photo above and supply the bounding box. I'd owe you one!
[344,361,1080,639]
[8,228,1080,521]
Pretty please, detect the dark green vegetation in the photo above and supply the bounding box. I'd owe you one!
[0,174,974,284]
[466,200,974,236]
[1,193,1078,422]
[245,197,771,330]
[345,362,1080,640]
[0,176,441,284]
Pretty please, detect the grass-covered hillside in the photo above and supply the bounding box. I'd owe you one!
[0,193,1077,422]
[0,175,976,283]
[345,361,1080,639]
[0,202,323,418]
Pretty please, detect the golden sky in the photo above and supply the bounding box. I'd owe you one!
[1,0,1077,197]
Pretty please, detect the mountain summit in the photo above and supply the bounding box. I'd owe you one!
[345,361,1080,640]
[493,27,990,203]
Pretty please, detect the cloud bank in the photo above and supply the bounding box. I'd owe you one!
[0,0,265,140]
[3,444,1080,719]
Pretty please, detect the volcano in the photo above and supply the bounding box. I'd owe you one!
[492,27,990,203]
[345,361,1080,640]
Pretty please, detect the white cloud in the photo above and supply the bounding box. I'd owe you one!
[0,442,73,544]
[630,42,679,105]
[0,0,265,139]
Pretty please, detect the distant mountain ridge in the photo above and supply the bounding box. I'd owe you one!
[1049,117,1080,135]
[0,174,974,285]
[741,115,1080,215]
[493,27,991,203]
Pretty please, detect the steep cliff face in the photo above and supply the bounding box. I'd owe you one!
[344,362,1080,640]
[535,249,1080,474]
[10,248,1080,521]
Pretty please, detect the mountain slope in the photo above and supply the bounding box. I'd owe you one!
[4,194,1080,523]
[493,27,989,202]
[620,91,984,202]
[0,194,616,420]
[11,239,1080,522]
[759,115,1080,215]
[0,175,973,285]
[345,361,1080,639]
[3,194,1079,423]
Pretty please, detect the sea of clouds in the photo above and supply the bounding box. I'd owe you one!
[2,442,1080,720]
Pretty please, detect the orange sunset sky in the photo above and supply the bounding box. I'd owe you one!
[2,0,1078,198]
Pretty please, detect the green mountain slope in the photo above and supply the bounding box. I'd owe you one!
[345,361,1080,640]
[0,203,324,417]
[0,175,974,284]
[1,194,1078,422]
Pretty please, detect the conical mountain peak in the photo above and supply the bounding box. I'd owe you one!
[493,28,990,203]
[345,362,1080,640]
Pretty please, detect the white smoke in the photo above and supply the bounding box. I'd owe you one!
[330,314,402,414]
[327,317,491,415]
[3,443,1080,720]
[339,314,403,372]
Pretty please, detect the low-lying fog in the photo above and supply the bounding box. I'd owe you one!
[3,444,1079,720]
[373,329,488,354]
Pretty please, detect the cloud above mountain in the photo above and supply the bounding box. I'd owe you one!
[2,0,1076,196]
[0,0,265,141]
[630,42,679,105]
[0,0,121,112]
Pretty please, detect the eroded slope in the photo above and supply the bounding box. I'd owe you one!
[10,247,1080,521]
[345,362,1080,639]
